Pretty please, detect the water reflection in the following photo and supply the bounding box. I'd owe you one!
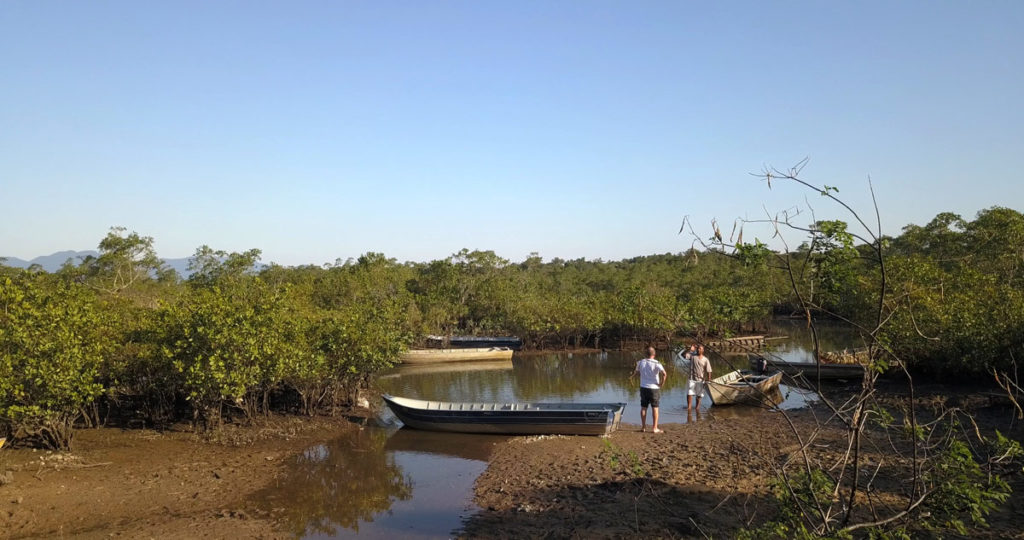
[250,428,413,537]
[383,428,506,462]
[765,319,868,363]
[379,360,513,379]
[376,349,815,428]
[252,323,858,538]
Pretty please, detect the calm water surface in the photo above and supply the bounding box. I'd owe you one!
[248,322,860,538]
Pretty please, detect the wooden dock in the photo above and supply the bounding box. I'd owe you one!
[703,335,768,351]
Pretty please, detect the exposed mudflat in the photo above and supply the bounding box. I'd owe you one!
[463,395,1024,539]
[0,416,357,539]
[0,391,1021,539]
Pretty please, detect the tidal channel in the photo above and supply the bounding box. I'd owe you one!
[248,321,859,538]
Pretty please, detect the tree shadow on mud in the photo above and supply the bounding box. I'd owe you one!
[457,478,779,539]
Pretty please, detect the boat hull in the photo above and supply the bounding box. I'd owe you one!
[382,395,625,436]
[427,335,523,350]
[750,356,865,380]
[399,347,514,364]
[708,370,783,406]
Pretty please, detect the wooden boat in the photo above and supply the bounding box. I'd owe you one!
[398,347,514,364]
[382,394,626,436]
[750,356,865,380]
[707,370,783,406]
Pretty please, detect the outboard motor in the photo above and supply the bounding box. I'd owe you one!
[754,356,768,374]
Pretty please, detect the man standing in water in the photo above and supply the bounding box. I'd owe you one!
[687,344,712,410]
[631,346,667,433]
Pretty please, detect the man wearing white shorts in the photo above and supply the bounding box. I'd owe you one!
[687,344,712,410]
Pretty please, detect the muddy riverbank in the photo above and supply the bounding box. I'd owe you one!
[0,389,1021,539]
[464,387,1024,539]
[0,416,359,539]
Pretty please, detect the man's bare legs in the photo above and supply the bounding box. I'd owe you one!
[640,406,662,433]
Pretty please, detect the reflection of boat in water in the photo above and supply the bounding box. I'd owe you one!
[382,394,625,436]
[708,387,785,419]
[379,359,514,379]
[708,370,783,406]
[399,347,514,364]
[384,427,505,462]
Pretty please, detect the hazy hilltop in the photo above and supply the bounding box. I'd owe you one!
[1,250,192,276]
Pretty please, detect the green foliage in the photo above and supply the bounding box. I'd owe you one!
[155,279,305,426]
[187,246,262,288]
[734,239,771,267]
[737,469,858,540]
[77,226,172,294]
[0,274,108,449]
[6,205,1023,448]
[922,439,1012,534]
[880,208,1024,376]
[601,439,645,477]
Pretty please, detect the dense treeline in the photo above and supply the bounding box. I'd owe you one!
[2,208,1022,448]
[789,207,1024,377]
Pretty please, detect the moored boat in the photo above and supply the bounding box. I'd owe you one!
[427,335,523,350]
[707,370,783,405]
[382,394,626,436]
[750,356,866,381]
[398,347,514,364]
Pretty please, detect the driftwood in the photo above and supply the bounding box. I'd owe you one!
[819,347,874,365]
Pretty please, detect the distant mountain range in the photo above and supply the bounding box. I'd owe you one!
[1,250,193,276]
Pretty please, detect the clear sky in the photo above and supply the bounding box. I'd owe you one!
[3,1,1022,266]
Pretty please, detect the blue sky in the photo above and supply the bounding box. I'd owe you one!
[3,2,1022,266]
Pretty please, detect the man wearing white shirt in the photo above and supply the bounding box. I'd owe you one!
[630,346,667,433]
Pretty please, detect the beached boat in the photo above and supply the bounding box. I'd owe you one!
[707,370,783,405]
[750,356,865,381]
[382,394,626,436]
[398,347,514,364]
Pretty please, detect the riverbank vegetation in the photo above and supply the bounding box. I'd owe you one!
[688,166,1023,538]
[1,203,1023,450]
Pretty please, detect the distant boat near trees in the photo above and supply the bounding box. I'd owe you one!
[398,335,520,364]
[426,335,523,350]
[398,347,514,364]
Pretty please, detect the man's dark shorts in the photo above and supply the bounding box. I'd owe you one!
[640,387,661,408]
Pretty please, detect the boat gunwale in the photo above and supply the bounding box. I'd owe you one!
[383,394,626,414]
[382,394,626,435]
[707,370,783,406]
